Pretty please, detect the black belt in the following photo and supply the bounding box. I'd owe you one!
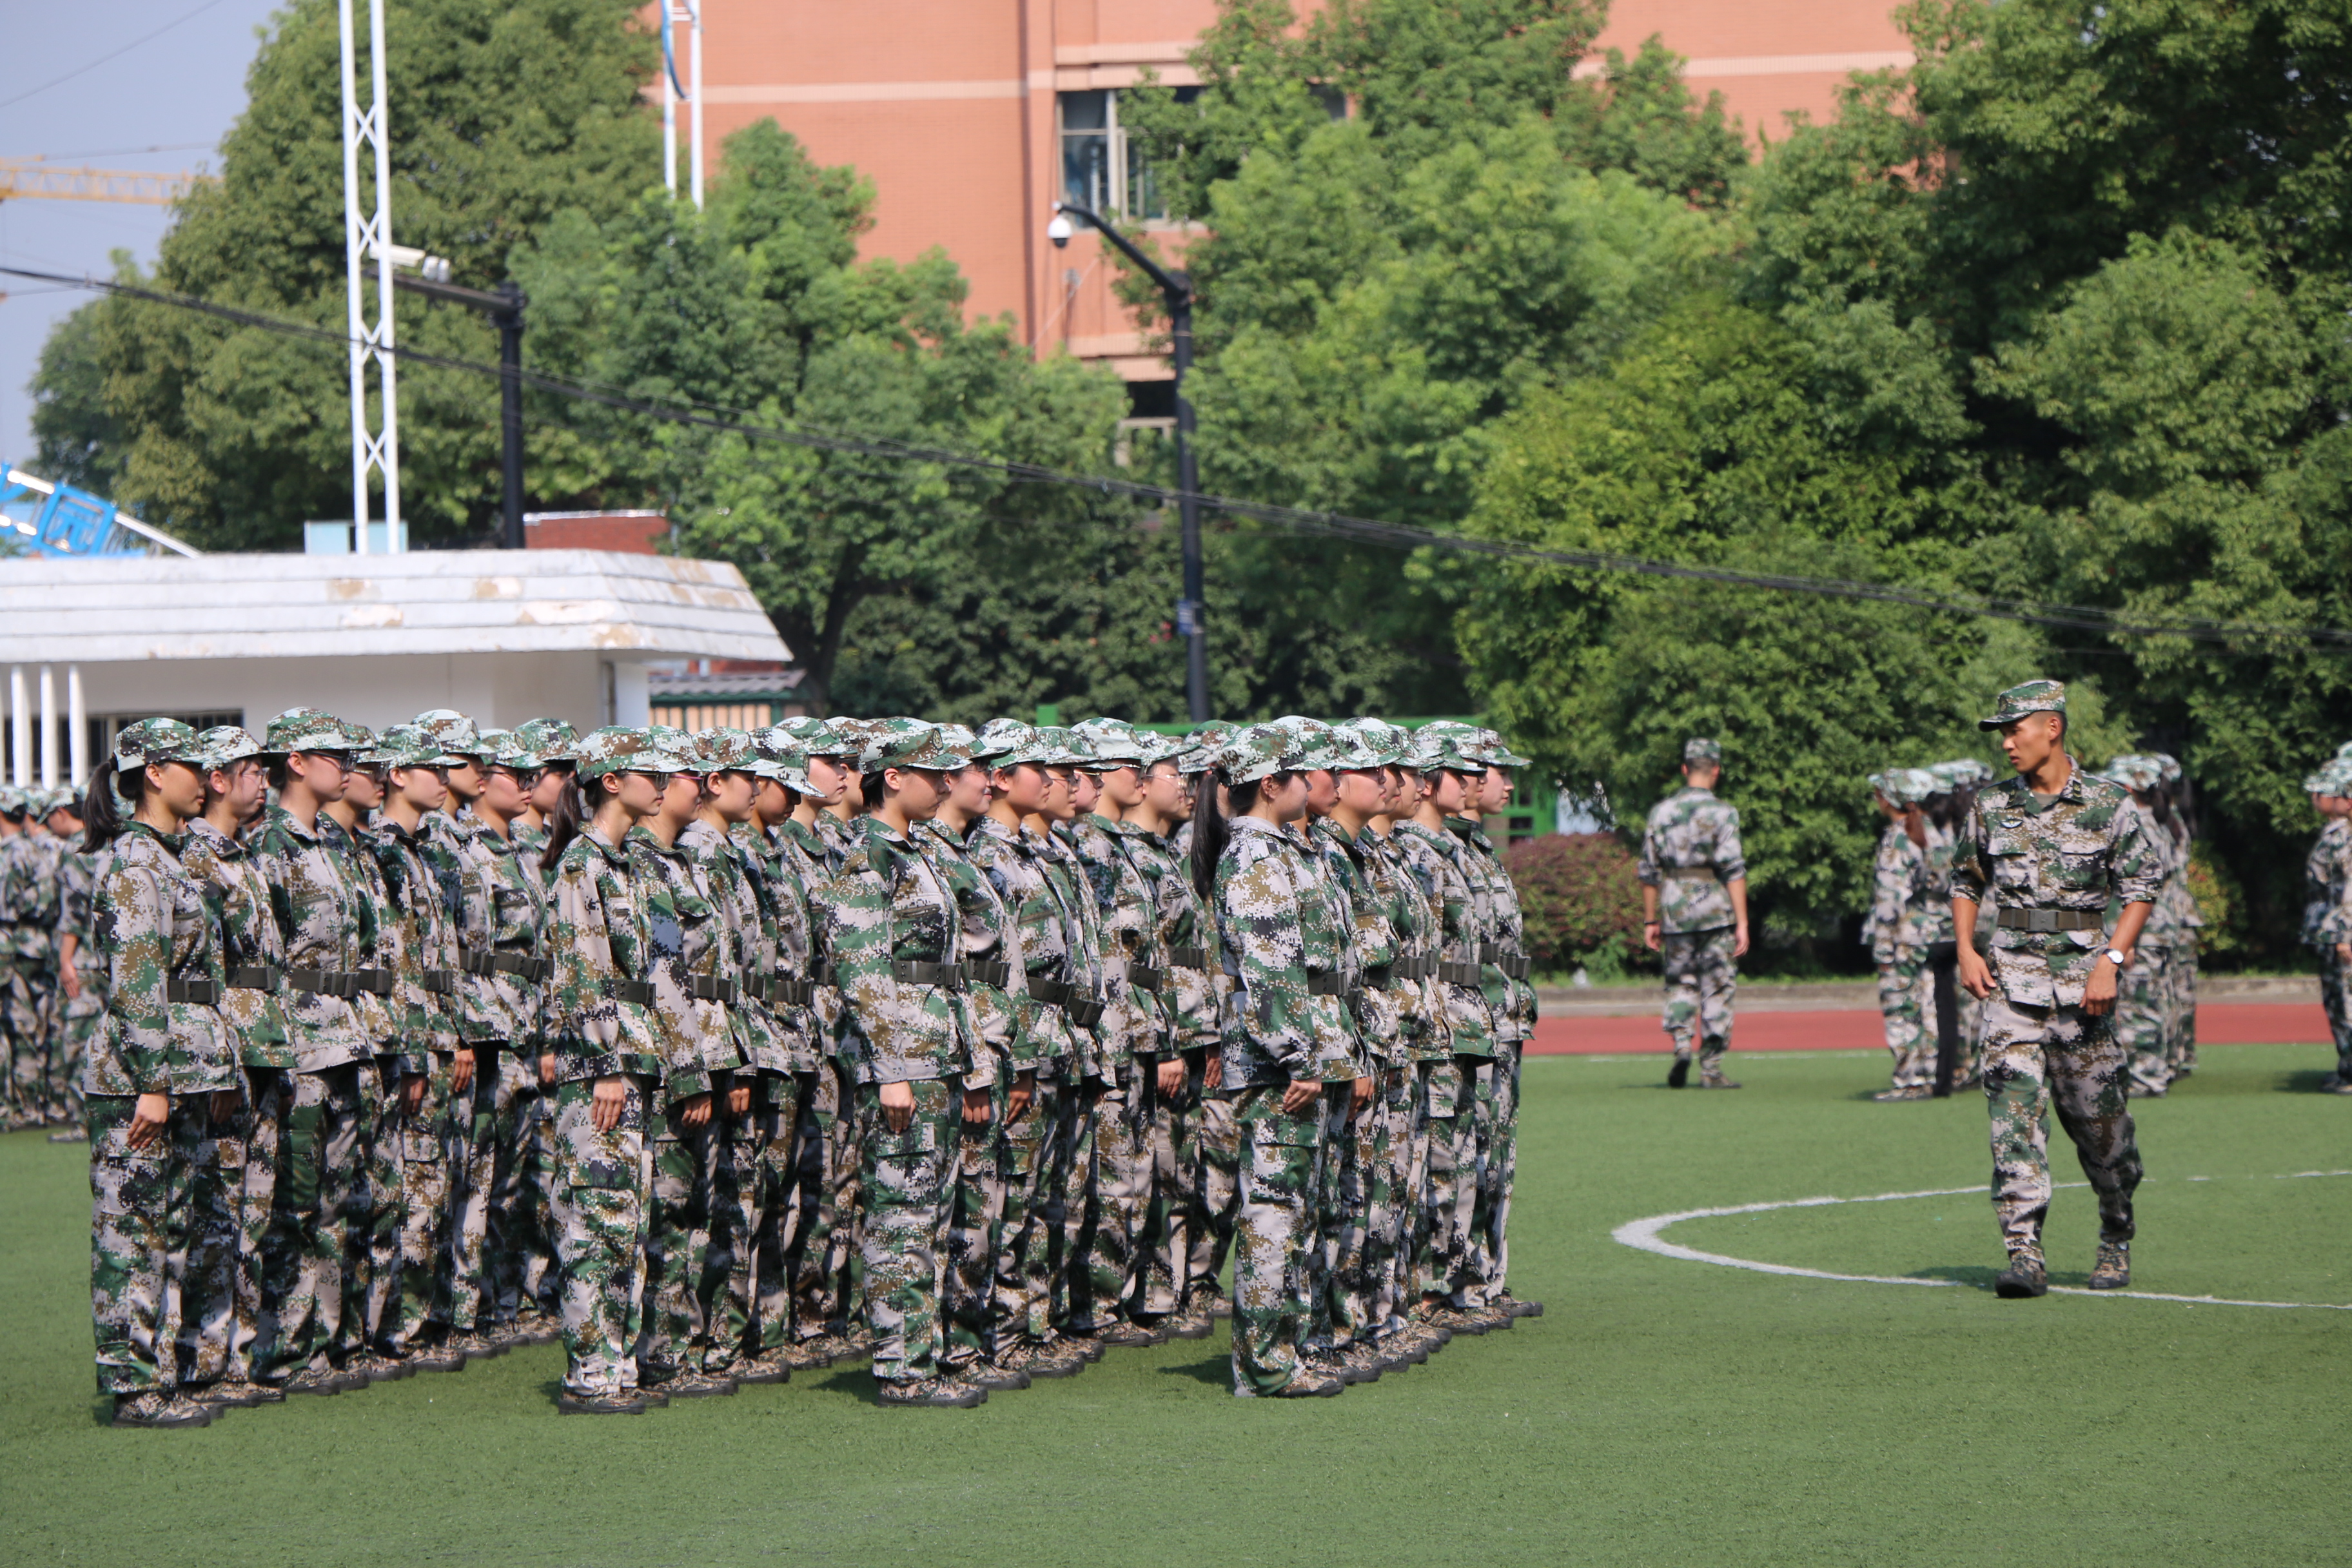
[1436,961,1483,986]
[1362,963,1396,990]
[1389,955,1436,981]
[814,961,836,988]
[355,968,393,996]
[462,950,552,983]
[1125,963,1166,993]
[1066,999,1106,1029]
[688,975,740,1004]
[890,960,960,988]
[1306,973,1348,997]
[1028,977,1072,1006]
[959,959,1012,988]
[1480,944,1533,979]
[1996,908,2104,933]
[602,978,654,1005]
[1661,867,1720,881]
[227,964,281,992]
[287,966,366,999]
[422,968,460,995]
[765,975,814,1007]
[166,978,220,1004]
[1168,945,1210,970]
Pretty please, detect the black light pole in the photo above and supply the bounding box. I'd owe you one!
[392,272,531,547]
[1050,199,1208,723]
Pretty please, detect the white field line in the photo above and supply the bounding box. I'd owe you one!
[1611,1174,2352,1311]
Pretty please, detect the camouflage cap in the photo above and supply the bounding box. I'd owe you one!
[1320,725,1393,772]
[1931,758,1997,790]
[1210,723,1298,785]
[2338,740,2352,762]
[2099,754,2161,793]
[0,785,24,816]
[262,706,351,756]
[1336,717,1413,768]
[573,726,663,781]
[1683,736,1723,765]
[2148,751,2182,785]
[859,718,974,774]
[772,715,854,758]
[1455,725,1532,769]
[826,716,887,755]
[1268,714,1340,771]
[934,723,981,763]
[486,730,548,770]
[972,718,1051,769]
[367,723,466,770]
[193,725,262,772]
[474,727,515,761]
[1072,716,1150,765]
[2301,759,2352,796]
[1178,720,1237,775]
[1408,724,1482,774]
[513,717,579,763]
[113,716,207,772]
[1979,679,2066,731]
[750,731,814,792]
[43,786,83,819]
[691,727,760,774]
[411,708,485,758]
[1894,767,1943,805]
[1034,727,1095,769]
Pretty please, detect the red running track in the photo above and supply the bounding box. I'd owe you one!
[1527,1004,2335,1055]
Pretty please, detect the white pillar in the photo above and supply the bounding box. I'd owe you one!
[7,667,25,787]
[66,665,86,792]
[610,660,651,727]
[37,665,56,788]
[689,0,705,209]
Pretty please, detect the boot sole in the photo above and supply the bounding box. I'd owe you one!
[1993,1274,2048,1299]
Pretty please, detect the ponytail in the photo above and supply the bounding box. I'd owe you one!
[80,758,131,852]
[1191,765,1230,903]
[541,773,589,867]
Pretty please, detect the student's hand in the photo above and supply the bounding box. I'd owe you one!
[1204,1055,1224,1092]
[402,1074,427,1114]
[128,1092,170,1150]
[1156,1056,1188,1097]
[538,1054,557,1087]
[1351,1074,1375,1116]
[1279,1079,1322,1115]
[1005,1070,1035,1125]
[60,966,81,1001]
[2082,952,2124,1017]
[880,1078,916,1133]
[1957,948,1995,1001]
[962,1086,993,1125]
[451,1048,476,1096]
[1732,922,1751,960]
[677,1091,714,1129]
[728,1083,753,1117]
[591,1075,628,1132]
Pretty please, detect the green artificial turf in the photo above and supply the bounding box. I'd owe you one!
[3,1043,2346,1567]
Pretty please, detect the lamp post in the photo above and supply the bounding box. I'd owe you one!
[390,271,530,547]
[1049,199,1209,723]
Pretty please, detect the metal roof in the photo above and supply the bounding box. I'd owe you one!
[0,548,790,664]
[647,667,806,700]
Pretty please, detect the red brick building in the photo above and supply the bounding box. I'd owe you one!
[695,0,1907,394]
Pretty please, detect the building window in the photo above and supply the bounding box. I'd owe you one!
[1059,87,1199,220]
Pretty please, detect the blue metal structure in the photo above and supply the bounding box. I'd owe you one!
[0,464,199,558]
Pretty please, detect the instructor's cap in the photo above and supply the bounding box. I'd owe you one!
[1978,680,2066,731]
[1683,736,1722,765]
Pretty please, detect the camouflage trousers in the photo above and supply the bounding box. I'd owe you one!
[550,1075,653,1398]
[449,1048,556,1333]
[1184,1062,1240,1311]
[1389,1060,1437,1322]
[2112,946,2176,1097]
[4,964,57,1126]
[88,1093,206,1396]
[942,1075,1008,1369]
[858,1077,956,1384]
[2166,945,2199,1076]
[729,1070,806,1365]
[2324,949,2352,1079]
[371,1058,456,1353]
[1877,946,1934,1090]
[1047,1075,1099,1333]
[184,1068,288,1385]
[349,1059,410,1358]
[1324,1066,1411,1346]
[787,1057,859,1341]
[1138,1060,1202,1320]
[1981,994,2142,1255]
[259,1061,373,1380]
[992,1072,1064,1348]
[1660,927,1737,1066]
[1473,1043,1521,1309]
[644,1090,736,1377]
[50,975,98,1126]
[1229,1083,1340,1396]
[1075,1074,1155,1331]
[1420,1055,1492,1307]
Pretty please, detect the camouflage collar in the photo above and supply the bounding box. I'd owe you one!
[120,819,182,854]
[579,825,630,863]
[266,803,325,843]
[183,817,246,858]
[1226,814,1293,843]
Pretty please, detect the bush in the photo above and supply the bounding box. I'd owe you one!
[1504,832,1651,974]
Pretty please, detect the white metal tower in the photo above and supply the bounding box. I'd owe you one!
[338,0,401,553]
[661,0,704,208]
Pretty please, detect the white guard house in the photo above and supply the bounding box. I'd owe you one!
[0,549,791,788]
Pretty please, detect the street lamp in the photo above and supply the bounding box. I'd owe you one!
[1051,199,1209,723]
[389,266,531,548]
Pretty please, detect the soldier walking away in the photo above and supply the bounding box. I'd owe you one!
[2301,760,2352,1093]
[1639,739,1749,1089]
[1952,681,2161,1299]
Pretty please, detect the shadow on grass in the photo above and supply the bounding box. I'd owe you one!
[2278,1068,2344,1095]
[1155,1354,1231,1387]
[1910,1262,2098,1291]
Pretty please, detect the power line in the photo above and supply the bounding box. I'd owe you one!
[8,260,2349,651]
[0,0,240,112]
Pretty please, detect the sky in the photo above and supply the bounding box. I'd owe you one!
[0,0,284,476]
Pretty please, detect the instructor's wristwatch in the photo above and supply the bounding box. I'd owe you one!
[2104,948,2130,967]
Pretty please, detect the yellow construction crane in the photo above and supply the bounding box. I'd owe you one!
[0,161,211,206]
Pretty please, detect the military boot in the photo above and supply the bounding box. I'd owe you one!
[2088,1241,2131,1290]
[1994,1248,2048,1299]
[1666,1056,1690,1089]
[110,1391,214,1429]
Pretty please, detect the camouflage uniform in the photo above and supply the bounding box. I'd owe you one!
[1444,785,1533,1316]
[778,810,860,1346]
[1951,693,2161,1268]
[316,805,405,1371]
[179,805,297,1387]
[52,827,103,1131]
[2302,798,2352,1081]
[1,814,64,1126]
[1035,775,1110,1339]
[87,807,237,1406]
[813,760,977,1392]
[1865,800,1934,1093]
[1638,774,1745,1079]
[251,761,377,1384]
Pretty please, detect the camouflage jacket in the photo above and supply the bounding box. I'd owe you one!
[678,818,790,1076]
[511,818,552,886]
[252,805,370,1072]
[366,818,461,1061]
[630,826,748,1082]
[180,818,296,1070]
[2300,818,2351,948]
[1,830,61,966]
[56,840,103,978]
[320,814,405,1057]
[1950,759,2162,1008]
[87,823,235,1097]
[732,821,820,1073]
[1310,818,1401,1066]
[2137,816,2202,946]
[775,818,847,1050]
[813,816,972,1085]
[1119,821,1219,1055]
[1211,815,1361,1090]
[1361,827,1453,1063]
[1914,820,1958,948]
[1449,818,1534,1044]
[1638,787,1744,934]
[1041,827,1111,1081]
[1391,819,1494,1059]
[1863,824,1925,961]
[963,814,1075,1073]
[919,819,1020,1086]
[448,815,551,1050]
[814,813,861,875]
[1064,812,1170,1073]
[547,826,688,1092]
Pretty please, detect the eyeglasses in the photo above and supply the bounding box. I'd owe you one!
[624,770,676,788]
[492,767,544,787]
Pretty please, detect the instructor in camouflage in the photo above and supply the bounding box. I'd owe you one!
[1639,738,1749,1089]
